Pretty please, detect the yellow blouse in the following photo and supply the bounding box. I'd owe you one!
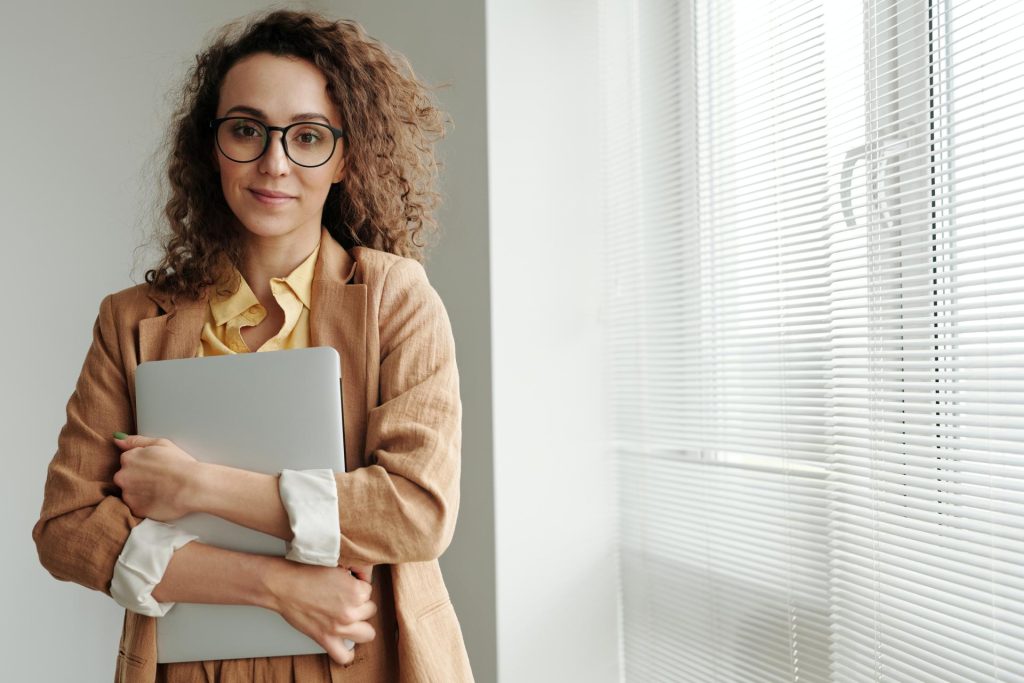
[158,234,398,683]
[196,239,319,356]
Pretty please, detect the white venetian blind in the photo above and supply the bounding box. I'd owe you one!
[601,0,1024,680]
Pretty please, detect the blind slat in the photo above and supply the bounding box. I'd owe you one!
[605,0,1024,679]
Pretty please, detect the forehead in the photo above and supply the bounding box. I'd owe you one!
[218,53,340,123]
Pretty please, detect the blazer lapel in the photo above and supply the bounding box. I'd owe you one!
[310,230,367,471]
[138,299,208,364]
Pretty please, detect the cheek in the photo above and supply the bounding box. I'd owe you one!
[215,161,250,218]
[304,169,340,199]
[218,169,238,204]
[217,161,249,197]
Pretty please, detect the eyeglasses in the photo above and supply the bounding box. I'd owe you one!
[210,117,345,168]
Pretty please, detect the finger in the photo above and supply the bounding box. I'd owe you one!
[347,564,374,583]
[323,637,356,666]
[350,599,378,623]
[345,575,373,603]
[339,620,376,645]
[120,447,146,466]
[113,434,159,448]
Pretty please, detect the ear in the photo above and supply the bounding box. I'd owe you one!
[332,154,346,184]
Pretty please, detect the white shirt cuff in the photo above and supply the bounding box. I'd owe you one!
[279,468,341,566]
[110,519,198,617]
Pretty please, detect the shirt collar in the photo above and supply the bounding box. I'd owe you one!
[209,235,322,326]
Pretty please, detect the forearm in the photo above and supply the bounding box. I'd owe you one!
[335,464,457,565]
[189,463,341,567]
[191,463,293,541]
[190,460,453,567]
[150,540,282,609]
[149,538,371,661]
[151,540,374,665]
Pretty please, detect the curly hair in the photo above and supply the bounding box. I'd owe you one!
[145,9,448,301]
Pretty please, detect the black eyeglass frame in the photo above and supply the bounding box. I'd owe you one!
[209,117,346,168]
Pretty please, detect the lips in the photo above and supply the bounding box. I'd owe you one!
[249,188,295,205]
[250,188,294,198]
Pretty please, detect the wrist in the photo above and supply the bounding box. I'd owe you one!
[258,555,292,612]
[187,462,217,515]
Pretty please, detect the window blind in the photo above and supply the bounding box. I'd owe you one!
[601,0,1024,680]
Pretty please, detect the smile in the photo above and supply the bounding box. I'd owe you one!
[248,189,296,205]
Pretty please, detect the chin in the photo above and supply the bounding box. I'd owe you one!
[238,220,298,239]
[235,212,319,240]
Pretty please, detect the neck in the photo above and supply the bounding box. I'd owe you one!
[238,224,321,304]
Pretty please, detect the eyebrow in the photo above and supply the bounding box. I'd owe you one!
[224,105,332,125]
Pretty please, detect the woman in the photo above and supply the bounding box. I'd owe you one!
[31,9,472,683]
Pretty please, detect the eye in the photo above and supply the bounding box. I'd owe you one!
[290,125,326,146]
[230,119,265,139]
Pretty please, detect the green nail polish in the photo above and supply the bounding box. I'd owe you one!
[113,432,127,440]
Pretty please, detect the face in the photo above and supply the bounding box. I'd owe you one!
[214,52,346,244]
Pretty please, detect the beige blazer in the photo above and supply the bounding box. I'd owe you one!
[32,231,473,682]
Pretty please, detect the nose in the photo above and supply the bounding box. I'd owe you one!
[257,131,290,176]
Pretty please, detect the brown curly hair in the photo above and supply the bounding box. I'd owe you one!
[145,9,448,301]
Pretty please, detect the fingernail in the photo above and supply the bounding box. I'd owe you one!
[113,432,127,440]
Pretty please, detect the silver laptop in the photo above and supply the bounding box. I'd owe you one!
[134,346,346,663]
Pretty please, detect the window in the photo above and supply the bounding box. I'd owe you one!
[602,0,1024,679]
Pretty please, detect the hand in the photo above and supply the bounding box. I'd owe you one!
[112,434,201,522]
[265,561,377,665]
[345,563,374,583]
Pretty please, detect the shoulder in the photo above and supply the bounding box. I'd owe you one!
[98,282,167,327]
[349,246,433,299]
[350,246,427,280]
[348,247,451,337]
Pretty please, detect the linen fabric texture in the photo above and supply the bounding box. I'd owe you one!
[32,227,472,682]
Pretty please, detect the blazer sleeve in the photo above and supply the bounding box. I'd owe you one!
[335,258,463,565]
[32,293,141,595]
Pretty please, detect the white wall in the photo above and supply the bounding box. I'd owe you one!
[1,1,496,681]
[486,1,621,681]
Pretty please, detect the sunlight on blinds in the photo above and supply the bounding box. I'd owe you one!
[601,0,1024,679]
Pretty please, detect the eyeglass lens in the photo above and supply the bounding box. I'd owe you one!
[216,118,336,167]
